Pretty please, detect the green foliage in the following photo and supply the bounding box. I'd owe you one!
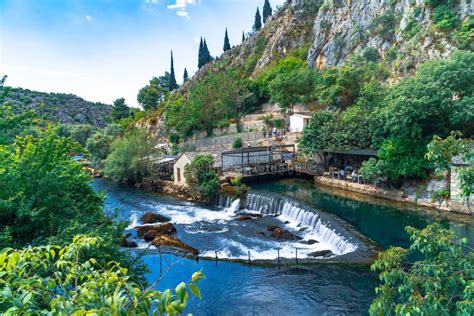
[137,74,170,111]
[426,132,473,198]
[454,17,474,50]
[103,129,152,182]
[268,67,318,109]
[184,155,220,201]
[0,87,112,127]
[230,175,250,198]
[370,223,473,315]
[223,28,231,52]
[0,106,41,145]
[256,55,307,101]
[430,2,460,31]
[0,235,203,315]
[183,68,189,83]
[360,157,386,183]
[169,51,178,91]
[85,124,125,161]
[233,137,243,149]
[377,137,429,179]
[262,0,272,23]
[56,124,96,147]
[112,97,131,122]
[165,69,257,139]
[253,7,262,31]
[198,39,212,69]
[0,128,107,248]
[382,51,474,140]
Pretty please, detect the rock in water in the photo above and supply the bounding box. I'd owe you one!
[135,222,176,238]
[238,215,253,221]
[267,225,301,240]
[308,250,333,258]
[152,235,199,256]
[141,212,171,224]
[119,237,137,248]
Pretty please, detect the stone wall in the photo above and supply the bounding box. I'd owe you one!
[450,165,474,214]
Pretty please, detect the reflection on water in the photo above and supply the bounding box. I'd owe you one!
[252,178,474,249]
[94,178,473,315]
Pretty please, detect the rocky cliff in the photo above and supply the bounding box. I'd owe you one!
[307,0,473,72]
[184,0,471,90]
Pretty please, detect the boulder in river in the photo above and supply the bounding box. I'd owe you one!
[267,225,301,240]
[301,239,319,245]
[238,215,253,221]
[141,212,171,224]
[119,237,137,248]
[308,250,333,258]
[152,235,199,257]
[135,222,176,238]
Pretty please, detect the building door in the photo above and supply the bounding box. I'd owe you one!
[177,168,181,182]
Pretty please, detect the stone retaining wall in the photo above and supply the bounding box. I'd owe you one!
[313,176,451,212]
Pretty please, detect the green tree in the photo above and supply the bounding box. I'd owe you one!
[137,74,170,111]
[242,31,246,42]
[0,235,204,315]
[112,97,131,121]
[86,131,113,160]
[370,224,473,315]
[184,154,219,201]
[103,129,152,183]
[268,67,318,109]
[56,124,96,147]
[203,39,212,65]
[169,51,178,91]
[183,68,189,83]
[198,37,204,69]
[262,0,272,23]
[223,28,231,52]
[0,127,102,247]
[253,7,262,31]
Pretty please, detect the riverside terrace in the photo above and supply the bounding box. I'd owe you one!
[221,145,297,177]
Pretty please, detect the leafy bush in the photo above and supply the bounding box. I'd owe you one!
[0,235,203,315]
[432,3,459,31]
[103,129,152,182]
[370,224,473,315]
[184,155,220,201]
[0,128,103,247]
[233,137,243,149]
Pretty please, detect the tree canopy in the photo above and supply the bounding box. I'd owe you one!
[169,51,178,91]
[262,0,272,23]
[253,8,262,31]
[137,74,170,111]
[370,223,473,315]
[223,28,231,52]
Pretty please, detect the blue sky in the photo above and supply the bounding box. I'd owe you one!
[0,0,285,107]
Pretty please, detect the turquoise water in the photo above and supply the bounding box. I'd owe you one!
[95,178,473,315]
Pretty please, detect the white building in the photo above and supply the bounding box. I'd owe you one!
[173,152,221,186]
[289,113,312,133]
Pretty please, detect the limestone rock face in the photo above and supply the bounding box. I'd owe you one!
[307,0,472,71]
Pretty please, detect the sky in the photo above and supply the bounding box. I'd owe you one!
[0,0,285,107]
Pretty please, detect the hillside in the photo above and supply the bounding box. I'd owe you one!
[1,86,113,127]
[138,0,472,143]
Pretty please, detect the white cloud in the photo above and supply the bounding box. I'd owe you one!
[144,0,198,18]
[85,15,92,21]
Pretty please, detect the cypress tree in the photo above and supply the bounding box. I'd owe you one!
[203,39,212,64]
[253,7,262,32]
[263,0,272,23]
[242,31,245,43]
[223,28,231,52]
[183,68,189,83]
[169,51,177,91]
[198,37,204,69]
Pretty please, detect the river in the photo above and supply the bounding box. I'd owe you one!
[94,178,474,315]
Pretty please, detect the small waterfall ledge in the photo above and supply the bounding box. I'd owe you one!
[243,192,366,256]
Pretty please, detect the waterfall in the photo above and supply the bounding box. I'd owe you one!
[244,192,358,255]
[226,199,241,215]
[216,194,233,208]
